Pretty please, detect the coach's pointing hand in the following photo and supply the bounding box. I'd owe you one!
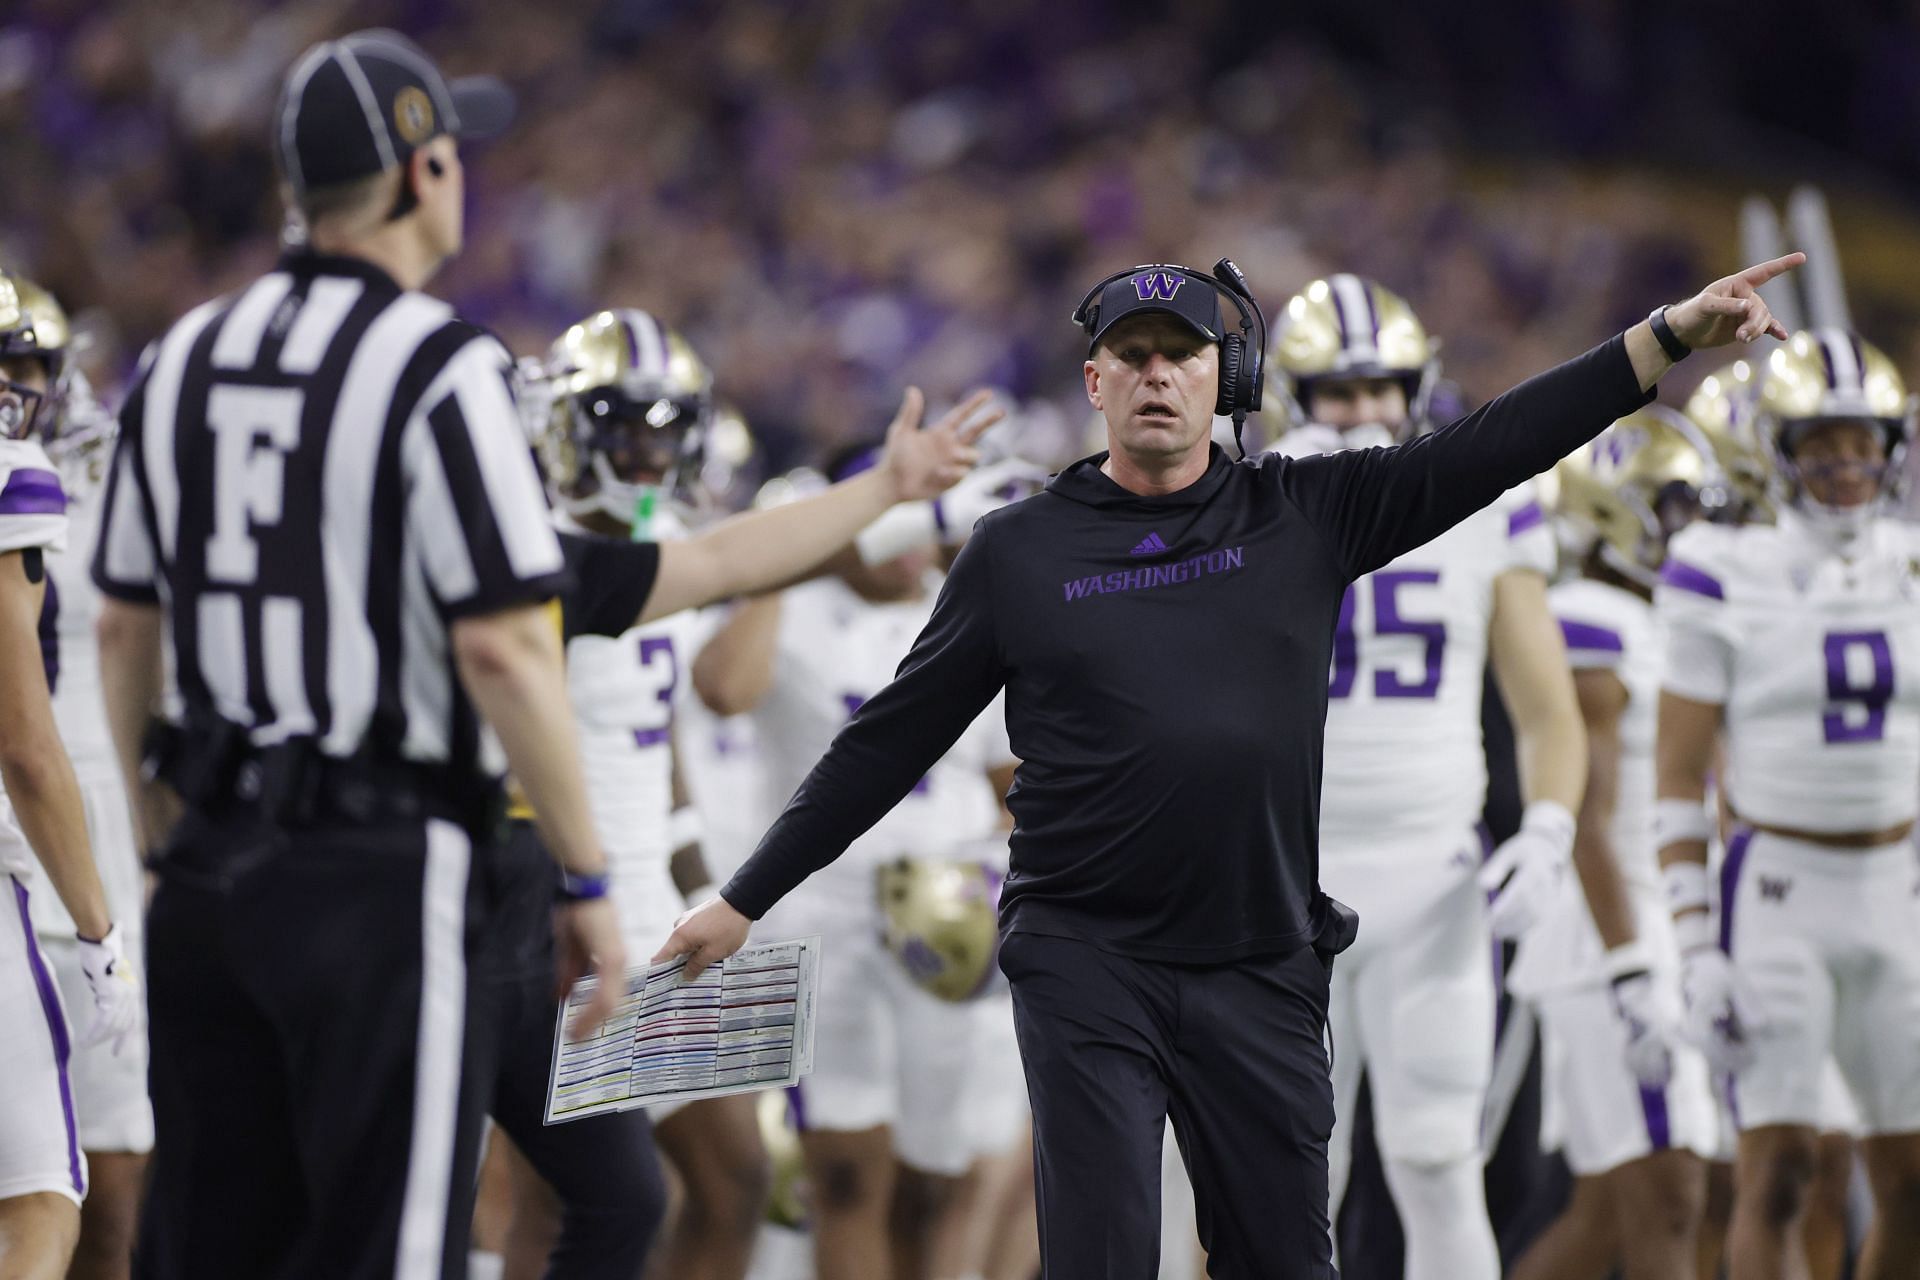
[1666,252,1805,348]
[881,387,1005,502]
[655,893,753,980]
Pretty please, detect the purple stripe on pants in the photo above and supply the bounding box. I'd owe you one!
[1719,828,1754,956]
[1637,1082,1673,1151]
[11,875,84,1195]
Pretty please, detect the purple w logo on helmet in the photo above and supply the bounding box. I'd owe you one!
[1132,271,1185,302]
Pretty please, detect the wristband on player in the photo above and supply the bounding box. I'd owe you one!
[1671,907,1715,954]
[558,868,610,902]
[1654,797,1714,850]
[669,806,704,852]
[1648,305,1692,361]
[855,502,939,566]
[1663,858,1711,917]
[1603,939,1655,985]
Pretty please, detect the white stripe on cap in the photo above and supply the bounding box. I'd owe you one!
[333,45,398,173]
[1328,274,1380,370]
[278,42,335,194]
[1816,327,1862,394]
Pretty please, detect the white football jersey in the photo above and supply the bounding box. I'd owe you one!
[1306,473,1555,848]
[675,689,767,888]
[45,459,114,771]
[560,509,709,946]
[1659,513,1920,834]
[753,574,1012,889]
[1510,578,1669,997]
[0,439,69,877]
[1552,579,1661,891]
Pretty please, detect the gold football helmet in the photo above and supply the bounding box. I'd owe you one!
[756,1089,809,1230]
[538,308,713,525]
[0,268,72,441]
[1267,274,1438,441]
[1753,329,1915,533]
[1683,358,1772,523]
[1551,406,1719,587]
[876,857,1002,1003]
[687,401,763,518]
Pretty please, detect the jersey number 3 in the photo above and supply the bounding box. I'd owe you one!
[1823,630,1894,744]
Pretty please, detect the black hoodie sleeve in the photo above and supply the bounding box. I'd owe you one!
[1280,334,1652,579]
[719,523,1010,919]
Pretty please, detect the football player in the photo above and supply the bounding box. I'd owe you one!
[1657,329,1920,1280]
[1266,275,1586,1280]
[0,270,142,1280]
[1680,360,1861,1280]
[10,275,153,1280]
[693,443,1018,1280]
[1506,408,1722,1280]
[502,309,770,1280]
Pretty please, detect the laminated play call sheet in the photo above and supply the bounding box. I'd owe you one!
[546,936,820,1123]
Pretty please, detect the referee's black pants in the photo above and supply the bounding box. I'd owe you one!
[137,810,500,1280]
[1000,931,1339,1280]
[477,819,667,1280]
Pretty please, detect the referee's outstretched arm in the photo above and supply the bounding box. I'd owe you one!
[639,387,1000,624]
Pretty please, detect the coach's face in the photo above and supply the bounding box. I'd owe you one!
[1085,314,1218,462]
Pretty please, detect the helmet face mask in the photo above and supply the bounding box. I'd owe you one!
[541,309,714,527]
[1550,406,1720,588]
[0,271,73,444]
[1754,330,1915,541]
[1267,274,1438,446]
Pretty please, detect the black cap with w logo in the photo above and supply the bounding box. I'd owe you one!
[274,29,516,200]
[1074,264,1225,355]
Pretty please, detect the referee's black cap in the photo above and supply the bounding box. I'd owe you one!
[274,29,516,199]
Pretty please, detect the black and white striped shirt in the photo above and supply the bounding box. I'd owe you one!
[92,251,570,780]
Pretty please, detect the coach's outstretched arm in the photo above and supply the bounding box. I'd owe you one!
[654,522,1010,976]
[637,389,1002,625]
[1284,254,1803,581]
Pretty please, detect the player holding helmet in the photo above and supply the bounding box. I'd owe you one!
[1266,275,1586,1280]
[1505,408,1723,1280]
[1657,329,1920,1280]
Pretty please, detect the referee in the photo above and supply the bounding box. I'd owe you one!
[659,253,1802,1277]
[92,31,624,1279]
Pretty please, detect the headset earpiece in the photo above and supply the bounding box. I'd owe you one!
[1216,334,1245,418]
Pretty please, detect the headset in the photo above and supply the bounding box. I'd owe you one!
[1072,258,1267,456]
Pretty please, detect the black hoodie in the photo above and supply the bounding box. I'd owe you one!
[722,335,1651,961]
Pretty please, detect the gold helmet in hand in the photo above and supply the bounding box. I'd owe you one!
[539,308,714,527]
[1267,274,1438,443]
[1551,405,1719,587]
[876,856,1002,1003]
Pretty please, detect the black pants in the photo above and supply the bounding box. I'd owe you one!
[137,811,499,1280]
[476,820,666,1280]
[1000,932,1338,1280]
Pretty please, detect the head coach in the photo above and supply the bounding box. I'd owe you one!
[659,253,1801,1277]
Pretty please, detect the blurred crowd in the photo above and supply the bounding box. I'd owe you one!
[5,0,1919,468]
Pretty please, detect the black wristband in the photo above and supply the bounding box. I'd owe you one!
[1648,305,1691,362]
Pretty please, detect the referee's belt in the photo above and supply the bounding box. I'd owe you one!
[144,718,506,837]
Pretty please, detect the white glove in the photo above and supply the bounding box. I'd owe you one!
[1678,943,1758,1076]
[1477,800,1575,940]
[1605,943,1679,1088]
[76,923,144,1055]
